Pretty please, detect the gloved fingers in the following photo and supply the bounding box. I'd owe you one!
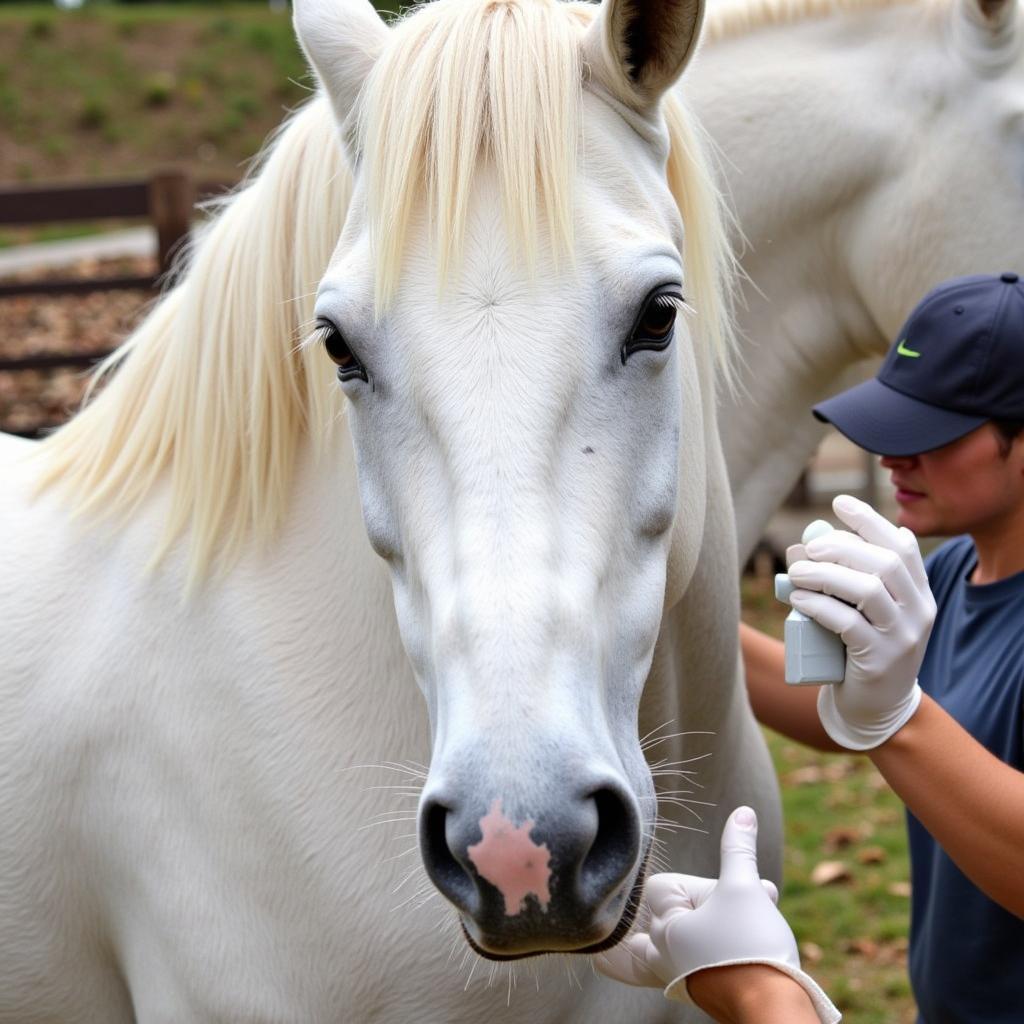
[645,872,715,913]
[896,525,931,591]
[646,873,778,921]
[831,494,930,591]
[788,588,874,653]
[787,559,899,630]
[593,932,665,988]
[786,542,807,568]
[717,806,765,888]
[803,529,922,612]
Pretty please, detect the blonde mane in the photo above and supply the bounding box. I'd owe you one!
[33,104,349,586]
[365,0,582,310]
[33,0,740,584]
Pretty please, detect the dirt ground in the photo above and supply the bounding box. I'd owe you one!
[0,255,155,434]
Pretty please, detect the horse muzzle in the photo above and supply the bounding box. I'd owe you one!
[418,776,644,957]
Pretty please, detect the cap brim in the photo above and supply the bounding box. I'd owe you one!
[812,378,987,457]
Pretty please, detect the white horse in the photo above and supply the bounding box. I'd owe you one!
[0,0,781,1020]
[693,0,1024,559]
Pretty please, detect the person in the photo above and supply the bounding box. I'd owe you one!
[597,806,841,1024]
[739,272,1024,1022]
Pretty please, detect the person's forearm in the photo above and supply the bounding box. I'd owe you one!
[740,623,842,751]
[871,693,1024,919]
[687,964,821,1024]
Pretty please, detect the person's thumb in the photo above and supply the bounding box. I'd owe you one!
[717,806,761,887]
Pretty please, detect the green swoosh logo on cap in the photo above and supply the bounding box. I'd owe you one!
[897,339,921,358]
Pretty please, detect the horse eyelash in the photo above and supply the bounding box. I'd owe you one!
[299,323,329,352]
[654,293,695,316]
[301,323,334,351]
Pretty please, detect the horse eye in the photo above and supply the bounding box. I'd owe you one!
[318,320,368,383]
[640,300,677,338]
[621,288,683,364]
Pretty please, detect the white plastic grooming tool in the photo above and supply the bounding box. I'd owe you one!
[774,519,846,685]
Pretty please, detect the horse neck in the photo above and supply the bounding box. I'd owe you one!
[689,1,942,557]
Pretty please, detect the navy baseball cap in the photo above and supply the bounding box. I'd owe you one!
[813,273,1024,456]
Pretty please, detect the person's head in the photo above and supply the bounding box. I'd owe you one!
[813,273,1024,538]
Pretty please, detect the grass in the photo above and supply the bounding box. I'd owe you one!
[743,572,916,1023]
[0,4,320,189]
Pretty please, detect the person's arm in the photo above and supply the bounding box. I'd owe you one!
[740,623,843,752]
[687,964,821,1024]
[870,693,1024,919]
[787,494,1024,919]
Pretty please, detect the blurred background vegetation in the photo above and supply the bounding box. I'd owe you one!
[0,3,916,1020]
[0,2,327,189]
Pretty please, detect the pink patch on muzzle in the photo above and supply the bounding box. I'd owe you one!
[467,798,552,916]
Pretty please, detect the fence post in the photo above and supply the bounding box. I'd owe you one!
[148,170,194,276]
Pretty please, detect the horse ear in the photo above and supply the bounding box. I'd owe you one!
[581,0,705,114]
[293,0,390,123]
[956,0,1018,60]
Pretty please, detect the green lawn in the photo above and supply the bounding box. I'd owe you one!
[0,3,340,246]
[0,3,407,189]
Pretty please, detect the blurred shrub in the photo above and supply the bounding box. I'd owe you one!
[77,95,109,129]
[141,70,176,108]
[25,15,54,38]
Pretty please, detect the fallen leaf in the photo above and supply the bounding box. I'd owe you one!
[810,860,852,886]
[857,845,887,865]
[887,881,912,898]
[824,760,858,782]
[823,825,862,851]
[784,766,824,786]
[800,941,823,963]
[845,938,879,958]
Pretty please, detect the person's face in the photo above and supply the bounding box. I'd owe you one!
[879,424,1024,537]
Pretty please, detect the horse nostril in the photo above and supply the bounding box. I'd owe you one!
[420,798,475,912]
[579,786,639,903]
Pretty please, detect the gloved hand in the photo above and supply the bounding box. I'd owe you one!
[787,494,935,750]
[595,807,839,1023]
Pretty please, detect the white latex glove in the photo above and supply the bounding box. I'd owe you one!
[595,807,839,1023]
[787,494,935,750]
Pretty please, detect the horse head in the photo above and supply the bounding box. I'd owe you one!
[294,0,726,958]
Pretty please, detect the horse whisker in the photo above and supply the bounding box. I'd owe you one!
[357,816,418,832]
[382,844,420,863]
[641,729,716,752]
[648,752,714,768]
[464,953,482,990]
[392,863,427,895]
[637,718,678,748]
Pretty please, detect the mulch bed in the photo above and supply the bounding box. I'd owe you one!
[0,255,157,436]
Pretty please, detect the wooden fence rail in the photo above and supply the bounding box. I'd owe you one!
[0,171,231,302]
[0,171,232,438]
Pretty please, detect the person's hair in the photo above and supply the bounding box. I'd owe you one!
[992,419,1024,457]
